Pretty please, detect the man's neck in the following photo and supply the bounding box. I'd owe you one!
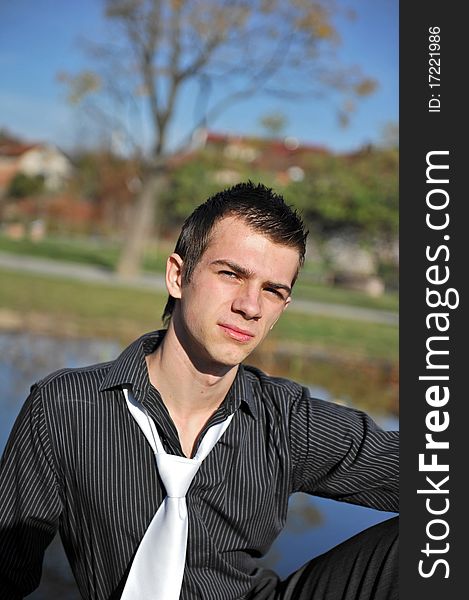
[145,324,238,456]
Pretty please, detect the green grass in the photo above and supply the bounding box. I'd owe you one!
[0,234,169,273]
[0,234,399,312]
[0,234,117,269]
[273,310,397,361]
[293,278,398,312]
[0,267,166,335]
[0,267,397,362]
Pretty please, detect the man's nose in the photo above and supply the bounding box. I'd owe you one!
[232,284,262,320]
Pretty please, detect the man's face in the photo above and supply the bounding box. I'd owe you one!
[168,216,300,371]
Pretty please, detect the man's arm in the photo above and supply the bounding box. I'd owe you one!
[0,385,62,599]
[289,388,398,512]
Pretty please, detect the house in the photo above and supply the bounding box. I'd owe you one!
[0,133,73,194]
[185,129,331,185]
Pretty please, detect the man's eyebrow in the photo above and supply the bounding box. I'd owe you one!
[210,259,292,295]
[210,259,253,278]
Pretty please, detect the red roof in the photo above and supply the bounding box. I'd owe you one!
[0,142,39,158]
[205,131,330,155]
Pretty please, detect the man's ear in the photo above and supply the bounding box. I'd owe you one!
[166,253,184,299]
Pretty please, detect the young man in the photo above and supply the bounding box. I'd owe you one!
[0,182,398,599]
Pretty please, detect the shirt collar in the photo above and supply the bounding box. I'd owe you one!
[99,330,258,419]
[99,330,164,396]
[224,364,258,419]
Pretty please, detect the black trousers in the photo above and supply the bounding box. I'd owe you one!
[275,516,398,600]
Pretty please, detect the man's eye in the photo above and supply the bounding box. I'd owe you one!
[219,270,237,278]
[265,287,285,300]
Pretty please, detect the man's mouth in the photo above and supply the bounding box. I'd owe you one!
[218,324,255,343]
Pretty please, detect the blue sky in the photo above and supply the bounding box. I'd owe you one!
[0,0,398,153]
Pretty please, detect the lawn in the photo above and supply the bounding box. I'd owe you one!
[0,267,397,363]
[0,234,399,312]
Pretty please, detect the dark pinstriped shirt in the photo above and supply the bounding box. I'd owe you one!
[0,330,398,600]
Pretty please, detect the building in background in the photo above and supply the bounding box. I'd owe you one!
[0,133,73,195]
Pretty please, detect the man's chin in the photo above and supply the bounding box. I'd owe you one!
[205,339,255,369]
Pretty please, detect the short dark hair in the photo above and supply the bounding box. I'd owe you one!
[162,181,308,324]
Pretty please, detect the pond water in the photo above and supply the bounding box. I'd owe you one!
[0,331,398,598]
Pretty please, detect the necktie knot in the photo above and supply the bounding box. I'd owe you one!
[156,453,200,498]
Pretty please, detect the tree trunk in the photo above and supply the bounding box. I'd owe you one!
[116,162,168,279]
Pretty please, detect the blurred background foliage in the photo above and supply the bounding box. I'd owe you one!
[1,127,398,290]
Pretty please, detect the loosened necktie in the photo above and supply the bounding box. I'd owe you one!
[121,387,233,600]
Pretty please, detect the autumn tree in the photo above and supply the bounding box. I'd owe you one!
[62,0,377,277]
[71,149,141,232]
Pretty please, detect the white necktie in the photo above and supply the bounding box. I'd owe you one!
[121,387,233,600]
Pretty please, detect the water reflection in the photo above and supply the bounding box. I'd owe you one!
[0,331,398,597]
[0,332,120,450]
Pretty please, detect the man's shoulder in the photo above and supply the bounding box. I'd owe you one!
[242,364,305,403]
[33,359,115,398]
[241,364,345,419]
[32,330,159,399]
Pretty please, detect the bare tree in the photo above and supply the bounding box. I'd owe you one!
[61,0,377,277]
